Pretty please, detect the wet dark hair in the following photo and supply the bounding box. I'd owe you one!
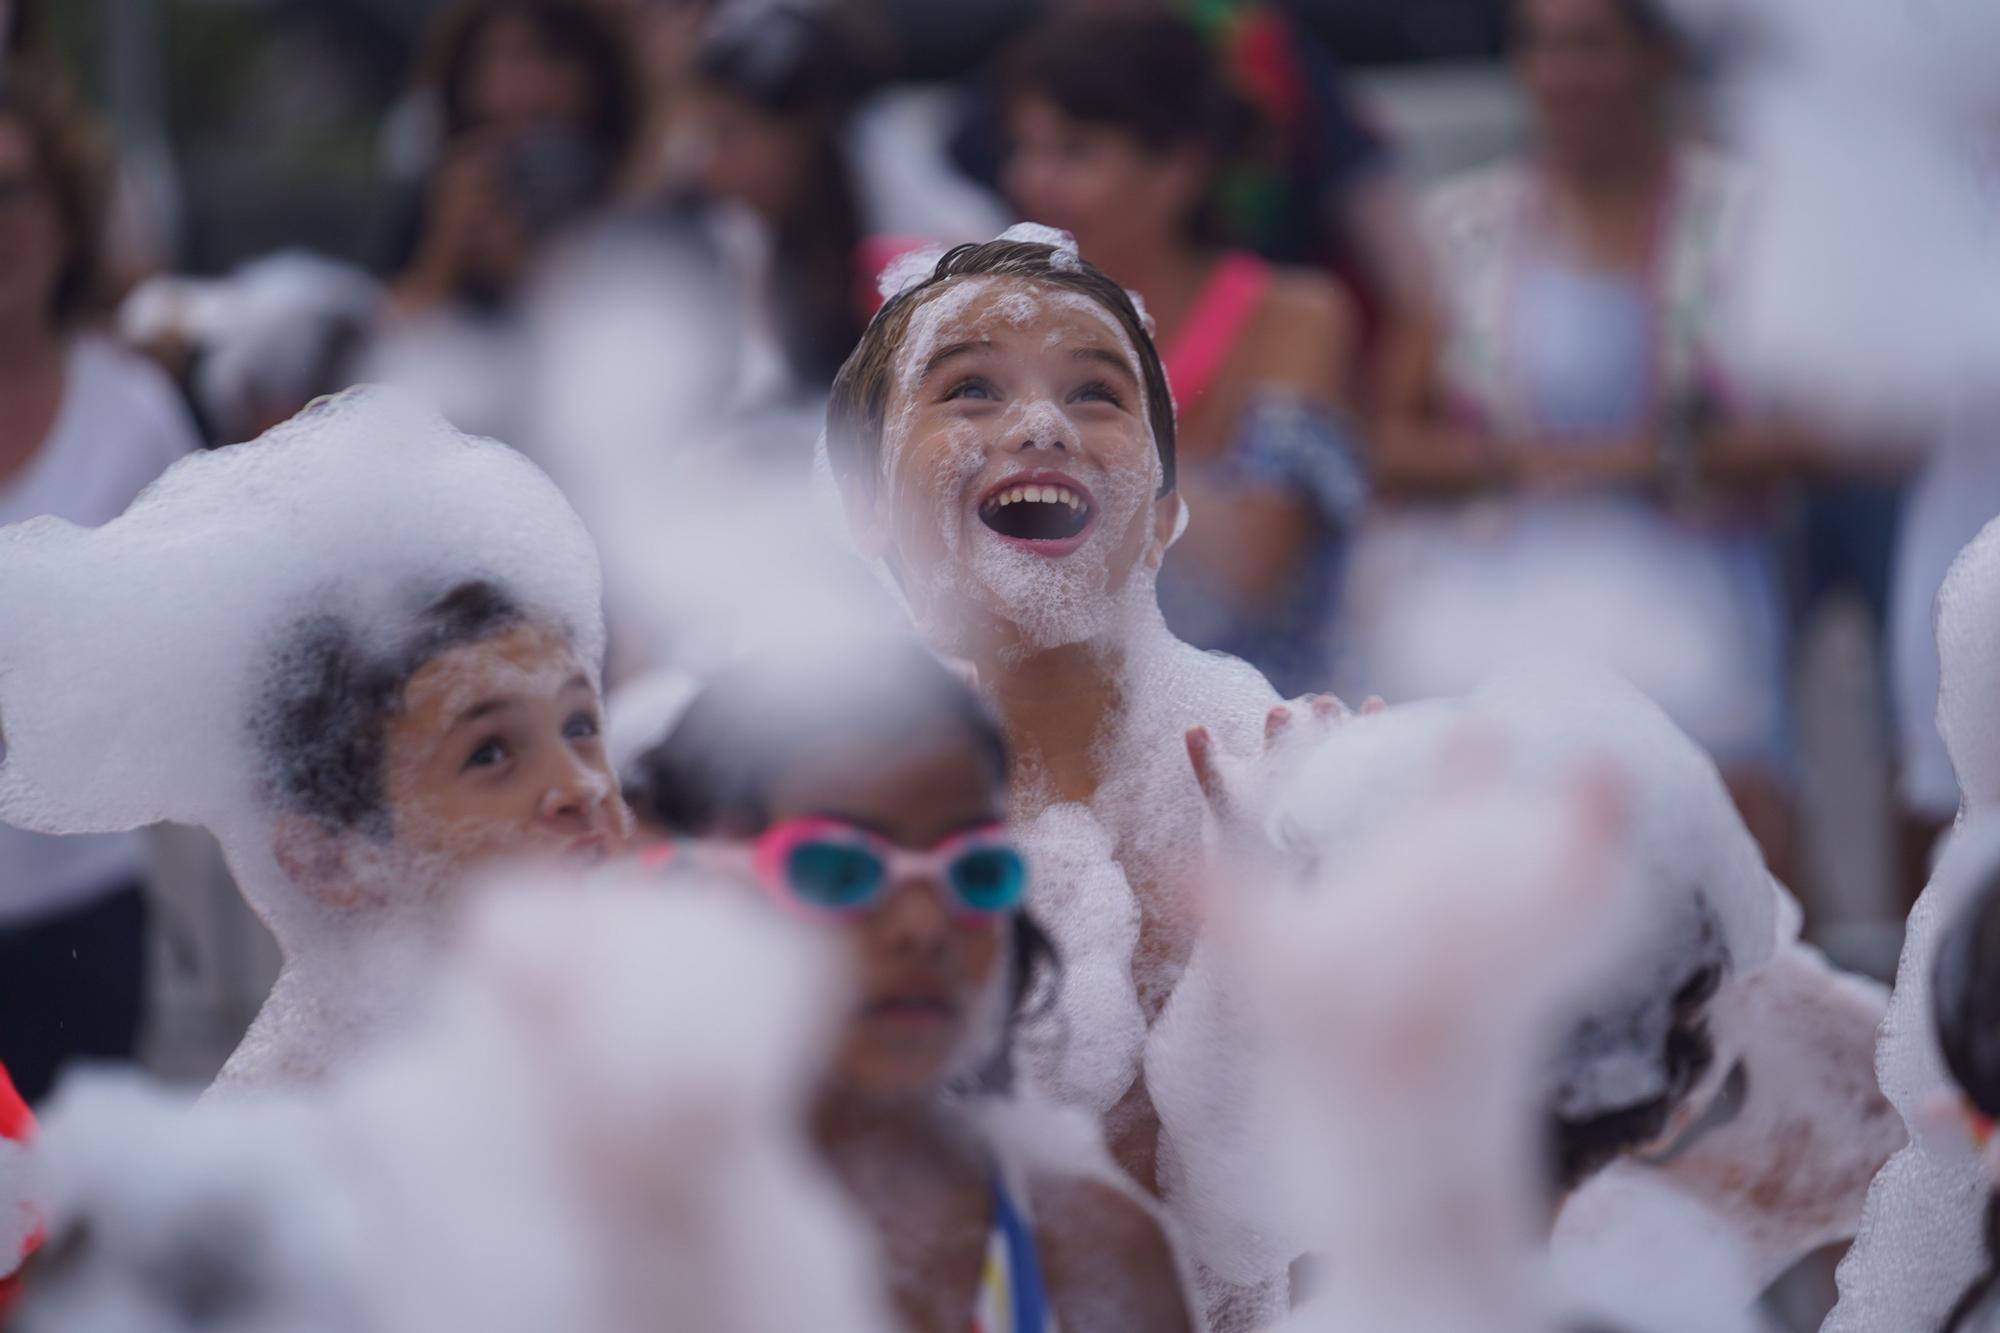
[1612,0,1683,46]
[1548,958,1720,1191]
[1936,863,2000,1332]
[632,640,1059,1095]
[825,237,1177,500]
[253,580,526,838]
[424,0,641,162]
[1004,13,1251,245]
[0,64,110,326]
[1513,0,1685,52]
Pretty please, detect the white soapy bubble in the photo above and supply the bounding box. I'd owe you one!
[15,873,890,1333]
[1824,819,2000,1331]
[997,222,1080,261]
[1551,1182,1765,1333]
[1274,675,1777,1116]
[1015,803,1146,1115]
[1826,517,2000,1332]
[522,232,901,678]
[875,244,950,303]
[15,1077,386,1333]
[605,668,702,791]
[1934,515,2000,812]
[1262,744,1641,1333]
[1252,670,1892,1314]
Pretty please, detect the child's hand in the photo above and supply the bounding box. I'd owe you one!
[1185,693,1381,890]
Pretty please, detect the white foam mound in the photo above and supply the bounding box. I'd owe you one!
[14,873,889,1333]
[1936,514,2000,811]
[1825,816,2000,1332]
[876,245,951,303]
[1829,520,2000,1328]
[995,222,1080,262]
[0,384,603,840]
[1262,749,1640,1333]
[1273,671,1778,1122]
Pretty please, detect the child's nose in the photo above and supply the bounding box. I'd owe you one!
[876,877,952,956]
[1011,403,1077,455]
[537,752,611,828]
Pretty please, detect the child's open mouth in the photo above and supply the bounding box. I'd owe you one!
[977,472,1096,554]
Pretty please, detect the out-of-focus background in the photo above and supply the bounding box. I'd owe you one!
[0,0,1944,1110]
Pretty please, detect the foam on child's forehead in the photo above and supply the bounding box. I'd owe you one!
[894,276,1145,392]
[0,384,604,838]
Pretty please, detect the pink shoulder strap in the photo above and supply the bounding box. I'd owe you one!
[1163,252,1273,409]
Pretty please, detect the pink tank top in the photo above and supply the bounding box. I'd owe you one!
[1163,252,1272,410]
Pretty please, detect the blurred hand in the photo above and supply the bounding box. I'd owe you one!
[396,138,510,313]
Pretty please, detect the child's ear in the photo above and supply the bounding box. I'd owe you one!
[271,814,373,910]
[1144,491,1183,569]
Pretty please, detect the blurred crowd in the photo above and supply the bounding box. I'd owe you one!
[0,0,1949,1102]
[11,2,2000,1330]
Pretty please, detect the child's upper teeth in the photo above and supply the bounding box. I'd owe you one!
[987,483,1086,511]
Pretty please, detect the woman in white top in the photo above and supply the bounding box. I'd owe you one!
[0,70,198,1103]
[1353,0,1817,886]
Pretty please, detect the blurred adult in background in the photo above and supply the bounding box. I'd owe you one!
[369,0,642,439]
[685,6,872,397]
[615,0,727,202]
[1004,12,1364,695]
[385,0,640,316]
[1353,0,1814,883]
[951,0,1428,380]
[0,67,200,1103]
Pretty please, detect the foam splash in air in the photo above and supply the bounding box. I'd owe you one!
[1657,0,2000,424]
[12,875,890,1333]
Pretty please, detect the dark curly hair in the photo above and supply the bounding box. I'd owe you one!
[252,580,526,838]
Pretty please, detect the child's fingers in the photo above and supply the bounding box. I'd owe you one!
[1186,725,1227,815]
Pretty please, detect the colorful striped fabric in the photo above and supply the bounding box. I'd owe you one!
[970,1168,1056,1333]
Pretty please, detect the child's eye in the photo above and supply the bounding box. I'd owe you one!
[563,711,601,742]
[463,738,509,771]
[943,377,998,403]
[1071,380,1124,408]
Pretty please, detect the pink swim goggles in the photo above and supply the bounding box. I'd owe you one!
[746,817,1029,923]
